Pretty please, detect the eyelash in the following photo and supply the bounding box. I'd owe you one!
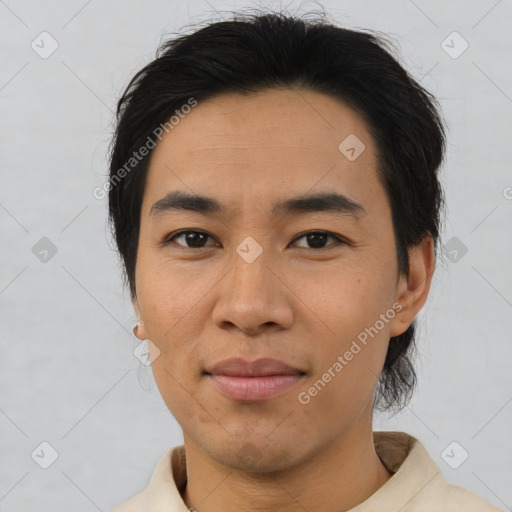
[161,230,349,251]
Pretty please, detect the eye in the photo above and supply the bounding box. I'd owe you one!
[290,230,346,250]
[162,229,347,250]
[163,230,219,249]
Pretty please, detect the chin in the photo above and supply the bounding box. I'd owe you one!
[200,434,309,474]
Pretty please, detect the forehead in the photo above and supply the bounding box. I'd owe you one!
[142,88,384,219]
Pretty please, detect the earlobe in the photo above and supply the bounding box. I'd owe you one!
[131,296,147,340]
[388,236,436,338]
[133,321,145,338]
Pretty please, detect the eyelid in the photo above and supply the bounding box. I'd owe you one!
[162,229,349,249]
[161,229,219,248]
[290,230,349,249]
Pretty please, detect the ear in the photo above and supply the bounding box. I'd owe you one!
[131,296,147,340]
[388,235,436,338]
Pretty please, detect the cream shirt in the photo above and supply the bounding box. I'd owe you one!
[111,431,503,511]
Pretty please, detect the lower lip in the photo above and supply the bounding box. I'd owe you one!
[208,374,304,401]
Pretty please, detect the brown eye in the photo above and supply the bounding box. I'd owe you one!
[163,229,346,251]
[165,230,219,249]
[291,231,345,249]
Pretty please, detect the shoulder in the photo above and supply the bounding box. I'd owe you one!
[109,446,182,512]
[110,492,146,512]
[370,431,504,511]
[443,482,504,511]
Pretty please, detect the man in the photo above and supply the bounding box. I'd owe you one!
[107,10,502,512]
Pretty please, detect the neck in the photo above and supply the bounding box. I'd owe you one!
[181,421,392,512]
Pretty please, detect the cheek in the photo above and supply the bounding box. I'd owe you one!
[135,250,212,338]
[294,265,394,415]
[292,259,394,339]
[134,260,206,397]
[297,308,390,431]
[297,349,383,437]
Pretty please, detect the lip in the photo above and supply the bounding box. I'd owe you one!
[206,357,304,377]
[205,357,306,402]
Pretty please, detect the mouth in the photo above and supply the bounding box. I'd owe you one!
[204,357,307,402]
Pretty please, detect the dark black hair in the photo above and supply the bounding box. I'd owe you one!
[107,10,446,414]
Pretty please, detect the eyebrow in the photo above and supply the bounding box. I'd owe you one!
[149,190,366,220]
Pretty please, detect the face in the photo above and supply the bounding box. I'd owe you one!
[133,88,418,472]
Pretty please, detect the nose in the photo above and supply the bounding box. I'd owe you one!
[211,241,294,336]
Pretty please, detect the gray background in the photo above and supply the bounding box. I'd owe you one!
[1,0,511,510]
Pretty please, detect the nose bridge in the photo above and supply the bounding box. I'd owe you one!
[212,236,292,332]
[229,236,274,306]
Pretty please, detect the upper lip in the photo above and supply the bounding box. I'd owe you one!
[205,357,305,377]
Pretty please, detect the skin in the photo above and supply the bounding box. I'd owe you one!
[132,88,435,512]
